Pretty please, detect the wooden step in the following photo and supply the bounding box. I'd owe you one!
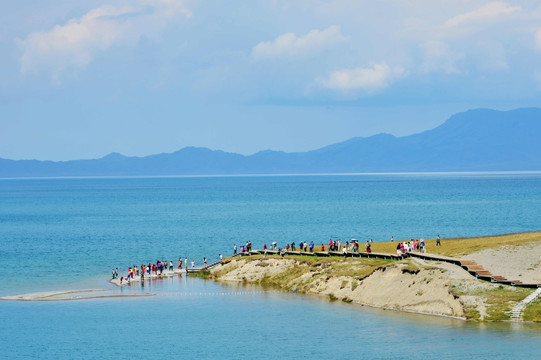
[475,271,493,276]
[465,265,486,271]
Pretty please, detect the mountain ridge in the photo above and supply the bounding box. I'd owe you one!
[1,108,541,177]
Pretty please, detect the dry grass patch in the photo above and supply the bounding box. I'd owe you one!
[371,232,541,258]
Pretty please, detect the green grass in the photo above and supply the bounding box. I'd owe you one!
[523,298,541,322]
[451,284,533,321]
[189,270,211,279]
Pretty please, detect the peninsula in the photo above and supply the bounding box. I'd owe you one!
[206,232,541,322]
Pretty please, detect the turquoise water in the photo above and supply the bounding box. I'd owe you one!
[1,174,541,358]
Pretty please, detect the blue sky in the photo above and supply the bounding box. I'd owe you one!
[2,0,541,160]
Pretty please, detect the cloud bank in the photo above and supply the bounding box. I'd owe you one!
[252,25,345,60]
[444,1,520,27]
[18,0,191,81]
[317,62,404,92]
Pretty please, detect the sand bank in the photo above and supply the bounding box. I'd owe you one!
[463,242,541,284]
[0,289,154,301]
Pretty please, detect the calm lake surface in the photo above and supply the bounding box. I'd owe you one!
[1,174,541,359]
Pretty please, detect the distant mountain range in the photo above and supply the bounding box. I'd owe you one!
[2,108,541,177]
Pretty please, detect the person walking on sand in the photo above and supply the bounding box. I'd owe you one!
[436,234,441,246]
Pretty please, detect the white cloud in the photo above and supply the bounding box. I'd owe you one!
[444,2,520,28]
[252,25,345,60]
[535,29,541,50]
[419,40,464,74]
[18,0,191,81]
[317,62,404,92]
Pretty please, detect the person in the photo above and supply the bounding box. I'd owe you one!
[169,261,173,271]
[191,259,195,268]
[436,234,441,246]
[321,244,324,251]
[342,245,347,257]
[396,243,401,256]
[204,257,207,267]
[184,257,188,269]
[291,242,295,251]
[178,258,182,269]
[309,241,314,252]
[390,235,394,242]
[219,254,223,264]
[420,239,426,253]
[112,268,116,279]
[234,244,237,255]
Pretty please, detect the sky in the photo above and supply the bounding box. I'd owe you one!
[2,0,541,161]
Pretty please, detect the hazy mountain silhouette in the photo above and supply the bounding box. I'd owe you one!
[1,108,540,177]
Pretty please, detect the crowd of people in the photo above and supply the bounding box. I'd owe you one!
[396,239,426,255]
[113,236,439,284]
[112,254,224,285]
[232,235,438,257]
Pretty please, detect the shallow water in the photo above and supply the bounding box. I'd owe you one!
[1,174,540,358]
[2,276,541,360]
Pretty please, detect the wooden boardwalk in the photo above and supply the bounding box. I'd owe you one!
[407,253,540,287]
[209,248,541,289]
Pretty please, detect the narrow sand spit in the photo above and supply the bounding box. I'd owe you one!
[0,289,154,301]
[463,242,541,284]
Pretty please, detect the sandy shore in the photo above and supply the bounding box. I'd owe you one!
[463,242,541,284]
[0,289,154,301]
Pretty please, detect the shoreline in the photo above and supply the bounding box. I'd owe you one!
[0,289,154,301]
[207,247,541,322]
